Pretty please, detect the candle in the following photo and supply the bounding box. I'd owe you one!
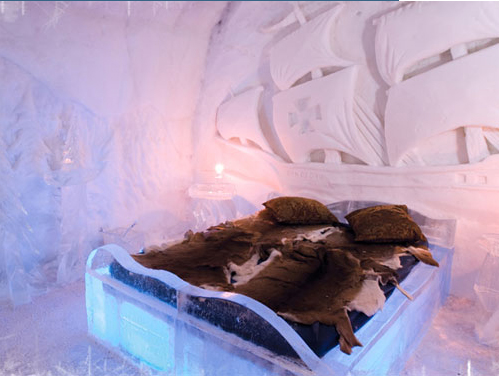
[215,163,224,178]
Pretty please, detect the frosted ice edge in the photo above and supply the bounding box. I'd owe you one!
[86,244,336,375]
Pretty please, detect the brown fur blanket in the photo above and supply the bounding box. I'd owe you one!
[133,209,437,354]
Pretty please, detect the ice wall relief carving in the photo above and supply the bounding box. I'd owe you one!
[376,1,499,167]
[0,56,112,304]
[215,2,499,171]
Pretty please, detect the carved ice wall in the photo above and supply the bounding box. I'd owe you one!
[194,1,499,299]
[0,56,111,304]
[376,1,499,167]
[0,1,226,304]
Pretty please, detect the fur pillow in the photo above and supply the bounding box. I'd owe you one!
[263,196,339,225]
[345,204,427,243]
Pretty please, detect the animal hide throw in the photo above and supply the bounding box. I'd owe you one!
[133,206,438,355]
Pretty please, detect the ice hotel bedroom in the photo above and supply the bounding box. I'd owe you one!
[0,1,498,375]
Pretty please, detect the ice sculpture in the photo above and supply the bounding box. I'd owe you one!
[207,1,499,170]
[374,1,499,86]
[269,3,352,91]
[0,55,111,304]
[183,3,500,320]
[202,1,498,243]
[216,86,273,154]
[273,66,386,165]
[188,183,237,231]
[384,44,499,166]
[214,3,390,167]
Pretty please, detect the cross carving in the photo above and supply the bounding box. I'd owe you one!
[287,97,322,134]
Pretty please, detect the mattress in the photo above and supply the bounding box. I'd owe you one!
[85,201,456,375]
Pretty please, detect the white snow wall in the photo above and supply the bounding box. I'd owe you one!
[0,1,226,305]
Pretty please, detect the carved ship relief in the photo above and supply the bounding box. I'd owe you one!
[213,2,499,212]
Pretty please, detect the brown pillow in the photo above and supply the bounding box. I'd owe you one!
[345,204,427,243]
[263,196,339,225]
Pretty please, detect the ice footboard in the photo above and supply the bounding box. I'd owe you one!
[85,202,455,376]
[86,244,331,375]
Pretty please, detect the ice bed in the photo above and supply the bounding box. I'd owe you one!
[85,200,455,375]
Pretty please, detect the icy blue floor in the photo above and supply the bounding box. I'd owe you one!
[0,281,497,376]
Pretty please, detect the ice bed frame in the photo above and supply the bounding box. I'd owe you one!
[85,201,456,375]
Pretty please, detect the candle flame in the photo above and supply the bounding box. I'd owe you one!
[215,163,224,176]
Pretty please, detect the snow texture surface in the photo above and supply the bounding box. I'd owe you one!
[0,282,497,376]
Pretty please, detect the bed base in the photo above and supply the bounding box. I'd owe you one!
[85,202,455,375]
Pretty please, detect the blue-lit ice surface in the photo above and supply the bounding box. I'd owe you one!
[85,201,456,376]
